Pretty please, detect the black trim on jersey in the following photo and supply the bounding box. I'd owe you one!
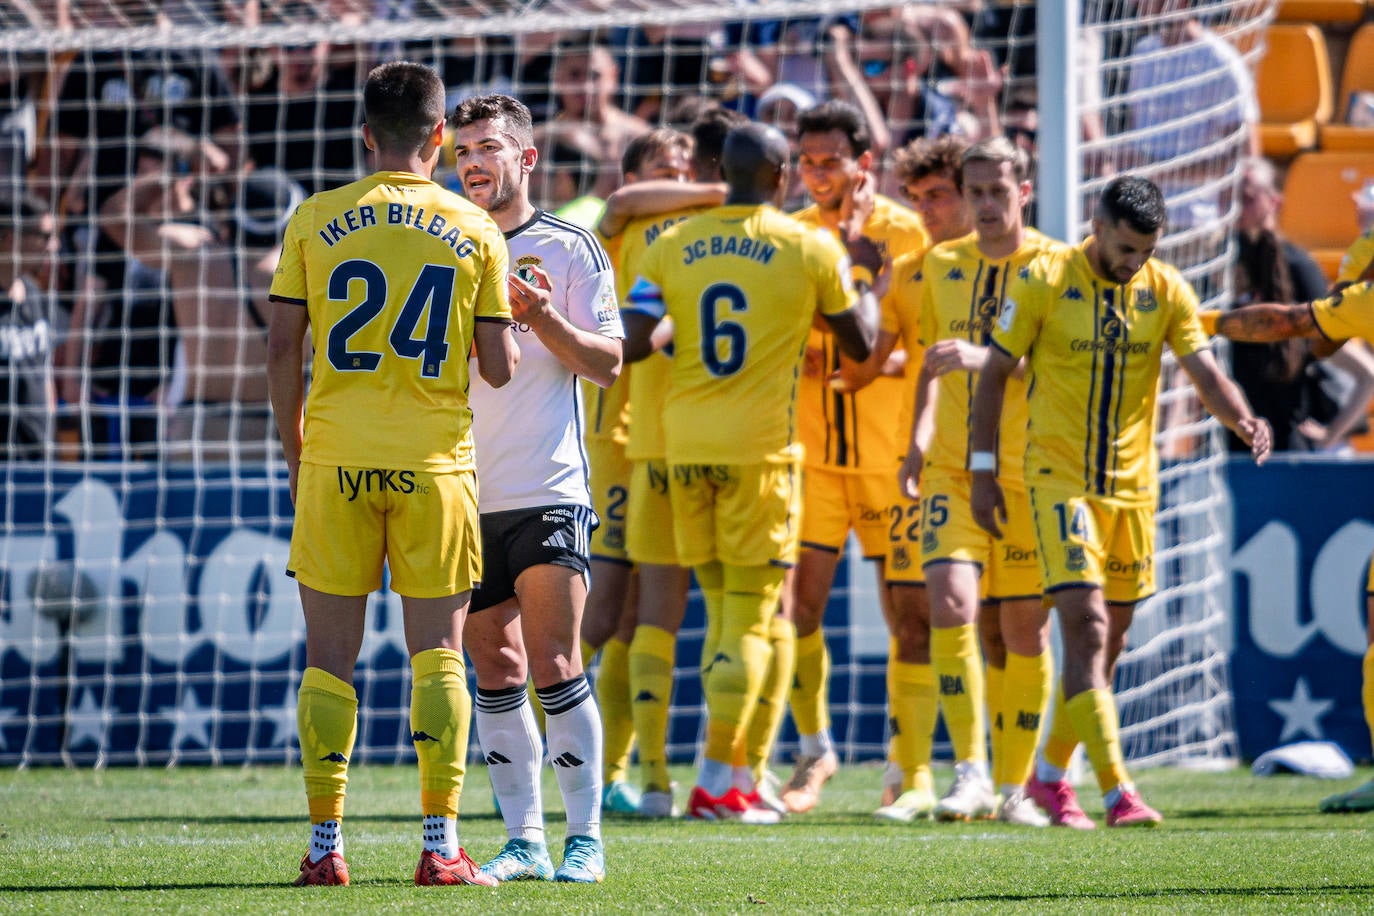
[268,294,306,306]
[475,315,516,323]
[571,374,593,500]
[1308,301,1333,340]
[1092,288,1119,496]
[540,210,613,273]
[1082,284,1103,493]
[800,540,842,555]
[503,209,543,240]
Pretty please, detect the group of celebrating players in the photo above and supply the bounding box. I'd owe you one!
[263,55,1374,890]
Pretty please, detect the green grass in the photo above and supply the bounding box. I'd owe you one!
[1,763,1371,913]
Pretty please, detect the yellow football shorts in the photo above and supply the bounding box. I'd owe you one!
[288,462,481,599]
[668,460,801,568]
[1029,487,1155,604]
[800,465,895,558]
[586,436,632,565]
[919,471,1040,600]
[627,458,680,566]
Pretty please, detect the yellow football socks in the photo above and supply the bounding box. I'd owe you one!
[999,650,1052,789]
[986,663,1005,786]
[1363,645,1374,745]
[887,644,937,793]
[790,629,831,739]
[1064,687,1130,795]
[747,614,797,781]
[630,624,677,791]
[701,564,783,765]
[931,624,986,766]
[1042,684,1078,773]
[597,636,635,785]
[410,648,469,818]
[298,667,358,823]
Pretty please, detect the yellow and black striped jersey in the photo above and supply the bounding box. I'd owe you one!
[992,239,1209,505]
[793,195,927,470]
[269,170,509,472]
[919,229,1064,485]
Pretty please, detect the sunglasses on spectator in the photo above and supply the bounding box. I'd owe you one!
[1005,124,1037,146]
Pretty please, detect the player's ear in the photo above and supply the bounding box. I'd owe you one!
[521,144,538,176]
[857,150,874,172]
[361,122,376,152]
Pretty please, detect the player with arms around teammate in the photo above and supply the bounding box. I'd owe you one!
[622,123,881,822]
[1204,247,1374,814]
[451,94,623,884]
[267,61,519,888]
[781,99,929,815]
[969,175,1270,828]
[897,137,1064,826]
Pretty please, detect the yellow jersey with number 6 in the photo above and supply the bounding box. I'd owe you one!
[270,170,510,472]
[627,203,857,465]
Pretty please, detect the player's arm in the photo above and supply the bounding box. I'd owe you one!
[1177,348,1272,465]
[596,180,726,239]
[822,286,878,363]
[898,354,937,500]
[511,267,623,388]
[266,299,309,504]
[968,344,1018,539]
[473,318,519,388]
[1207,302,1323,342]
[828,328,897,392]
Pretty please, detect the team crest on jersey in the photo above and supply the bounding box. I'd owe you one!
[1065,545,1087,571]
[922,526,938,554]
[1060,286,1084,301]
[1134,288,1157,311]
[944,266,966,281]
[891,544,911,572]
[515,255,543,283]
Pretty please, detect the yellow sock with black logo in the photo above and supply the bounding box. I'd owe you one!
[410,648,470,818]
[789,629,830,739]
[702,564,783,765]
[887,643,936,792]
[1064,688,1130,795]
[986,663,1005,786]
[748,615,797,781]
[630,624,677,791]
[1042,683,1079,773]
[1364,645,1374,745]
[696,561,724,688]
[597,636,635,785]
[999,650,1052,790]
[298,667,358,823]
[931,624,986,766]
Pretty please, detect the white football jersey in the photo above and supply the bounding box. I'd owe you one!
[470,209,623,513]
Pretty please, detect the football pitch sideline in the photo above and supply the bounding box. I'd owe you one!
[1,763,1370,913]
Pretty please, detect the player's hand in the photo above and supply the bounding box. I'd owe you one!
[1238,416,1272,466]
[802,346,825,378]
[971,472,1006,539]
[898,447,924,501]
[838,171,875,243]
[508,266,554,326]
[922,339,987,376]
[843,233,883,276]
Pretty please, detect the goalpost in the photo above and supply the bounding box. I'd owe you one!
[0,0,1271,768]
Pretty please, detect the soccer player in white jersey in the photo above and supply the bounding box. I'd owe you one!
[451,94,624,885]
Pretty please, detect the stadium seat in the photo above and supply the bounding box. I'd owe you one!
[1321,23,1374,151]
[1274,0,1366,23]
[1256,24,1334,156]
[1278,151,1374,279]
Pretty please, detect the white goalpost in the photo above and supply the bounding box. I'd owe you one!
[0,0,1272,768]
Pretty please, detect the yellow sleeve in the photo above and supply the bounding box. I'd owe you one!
[1163,270,1208,358]
[1311,282,1374,340]
[1337,230,1374,284]
[268,200,311,304]
[811,229,858,318]
[990,271,1046,359]
[474,222,512,321]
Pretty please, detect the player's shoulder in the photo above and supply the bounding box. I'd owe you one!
[525,209,614,271]
[789,202,822,228]
[925,232,978,268]
[1138,255,1190,296]
[871,195,926,238]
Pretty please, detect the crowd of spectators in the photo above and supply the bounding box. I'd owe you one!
[0,0,1365,463]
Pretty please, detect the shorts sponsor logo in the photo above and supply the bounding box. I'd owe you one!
[336,467,425,500]
[542,507,576,524]
[647,462,671,495]
[1002,544,1036,563]
[673,464,731,485]
[1106,556,1152,575]
[859,503,885,523]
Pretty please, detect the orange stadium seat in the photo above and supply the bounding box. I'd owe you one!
[1274,0,1367,23]
[1278,151,1374,279]
[1321,23,1374,151]
[1256,23,1334,156]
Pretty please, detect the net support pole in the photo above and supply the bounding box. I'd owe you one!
[1036,0,1081,241]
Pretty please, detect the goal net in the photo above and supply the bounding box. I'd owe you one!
[0,0,1270,767]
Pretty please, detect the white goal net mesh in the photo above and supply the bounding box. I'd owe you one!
[0,0,1270,767]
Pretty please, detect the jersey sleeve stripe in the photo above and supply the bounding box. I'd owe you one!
[1308,301,1334,340]
[542,212,613,273]
[268,294,307,306]
[474,315,514,323]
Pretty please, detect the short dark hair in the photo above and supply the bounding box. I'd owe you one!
[893,134,970,189]
[1097,175,1168,234]
[796,99,871,157]
[363,61,446,156]
[621,127,693,178]
[689,105,748,182]
[0,190,49,237]
[449,93,535,149]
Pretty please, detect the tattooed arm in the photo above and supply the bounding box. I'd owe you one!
[1213,302,1324,342]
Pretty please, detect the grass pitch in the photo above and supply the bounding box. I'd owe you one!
[1,762,1371,913]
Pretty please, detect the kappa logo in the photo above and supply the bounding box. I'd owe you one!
[1061,286,1084,301]
[944,266,966,281]
[484,750,512,765]
[1017,265,1030,279]
[552,752,585,768]
[411,730,440,743]
[319,752,348,763]
[888,715,901,737]
[704,651,731,676]
[634,690,661,703]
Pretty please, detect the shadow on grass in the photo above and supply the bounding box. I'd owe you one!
[102,811,507,826]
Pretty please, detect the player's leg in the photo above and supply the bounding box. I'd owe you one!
[1321,570,1374,812]
[629,562,691,816]
[875,581,938,822]
[584,559,638,814]
[390,468,496,886]
[743,600,796,816]
[780,545,841,811]
[286,462,381,886]
[979,600,1006,798]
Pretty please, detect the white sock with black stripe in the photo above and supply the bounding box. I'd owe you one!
[537,675,603,840]
[475,684,545,842]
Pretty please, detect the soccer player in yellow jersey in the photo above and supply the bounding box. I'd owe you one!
[895,137,1061,826]
[971,176,1271,828]
[623,123,880,822]
[266,61,518,888]
[578,129,696,819]
[1206,264,1374,814]
[781,100,928,814]
[872,134,976,823]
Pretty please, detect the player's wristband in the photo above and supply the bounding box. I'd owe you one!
[969,451,996,473]
[851,265,875,289]
[1198,309,1220,336]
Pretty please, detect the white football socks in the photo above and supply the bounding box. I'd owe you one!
[538,676,603,840]
[476,684,545,842]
